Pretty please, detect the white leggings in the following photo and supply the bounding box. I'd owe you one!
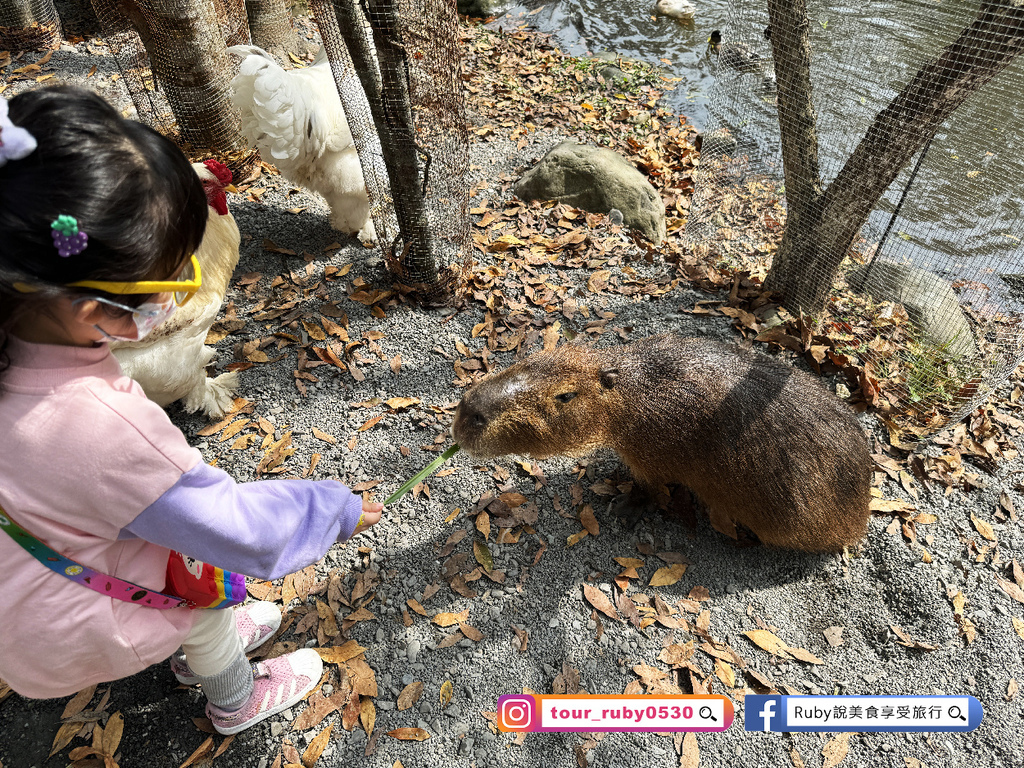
[180,607,244,676]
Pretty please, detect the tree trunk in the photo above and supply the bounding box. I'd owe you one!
[0,0,62,51]
[114,0,245,156]
[764,0,1024,315]
[330,0,438,285]
[245,0,302,58]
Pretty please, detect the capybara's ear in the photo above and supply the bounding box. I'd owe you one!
[600,366,619,389]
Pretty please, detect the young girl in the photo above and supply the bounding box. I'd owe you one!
[0,86,383,736]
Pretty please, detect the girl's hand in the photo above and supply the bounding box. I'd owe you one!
[354,497,383,535]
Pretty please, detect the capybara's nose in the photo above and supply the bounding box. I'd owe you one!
[455,385,503,437]
[455,395,490,432]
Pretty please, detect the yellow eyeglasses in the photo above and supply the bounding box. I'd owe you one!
[66,254,202,307]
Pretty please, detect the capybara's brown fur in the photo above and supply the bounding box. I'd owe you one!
[452,334,872,553]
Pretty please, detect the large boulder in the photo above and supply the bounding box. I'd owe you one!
[457,0,509,17]
[848,262,977,359]
[514,141,666,244]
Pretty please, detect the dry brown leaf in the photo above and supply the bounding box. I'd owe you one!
[473,539,494,571]
[179,735,214,768]
[302,724,333,767]
[358,414,384,432]
[714,659,736,688]
[1013,616,1024,639]
[997,578,1024,604]
[312,427,336,444]
[785,646,825,665]
[407,598,428,616]
[744,630,790,657]
[688,586,711,601]
[359,699,375,737]
[341,690,361,731]
[971,514,997,542]
[582,584,621,622]
[821,732,852,768]
[567,529,590,547]
[579,504,599,536]
[292,689,346,731]
[385,396,420,410]
[397,681,424,711]
[659,642,695,666]
[439,680,454,707]
[61,685,98,720]
[345,657,378,697]
[387,728,431,741]
[50,721,85,757]
[680,732,699,768]
[649,563,687,587]
[101,711,123,756]
[476,511,491,539]
[317,641,366,665]
[459,622,485,642]
[432,609,470,627]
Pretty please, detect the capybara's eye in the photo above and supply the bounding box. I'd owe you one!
[555,392,578,404]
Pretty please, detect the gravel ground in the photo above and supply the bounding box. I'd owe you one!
[2,7,1023,768]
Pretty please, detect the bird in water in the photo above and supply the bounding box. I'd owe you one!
[707,27,772,75]
[655,0,696,21]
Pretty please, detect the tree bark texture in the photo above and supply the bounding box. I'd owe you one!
[328,0,438,284]
[0,0,62,51]
[112,0,245,156]
[762,0,823,311]
[245,0,301,57]
[765,0,1024,315]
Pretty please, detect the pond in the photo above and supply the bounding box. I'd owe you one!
[493,0,1024,290]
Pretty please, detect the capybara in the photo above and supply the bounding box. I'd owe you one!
[452,334,872,552]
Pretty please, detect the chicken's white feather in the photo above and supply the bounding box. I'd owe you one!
[227,44,377,243]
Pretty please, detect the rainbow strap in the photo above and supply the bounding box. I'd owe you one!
[0,504,184,609]
[165,551,246,610]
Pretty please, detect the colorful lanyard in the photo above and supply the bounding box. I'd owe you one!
[0,504,184,610]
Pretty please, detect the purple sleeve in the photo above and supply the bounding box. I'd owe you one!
[123,462,364,580]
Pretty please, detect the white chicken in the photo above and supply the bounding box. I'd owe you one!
[226,44,380,244]
[111,160,242,419]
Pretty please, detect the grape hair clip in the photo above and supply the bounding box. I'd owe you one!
[0,96,37,167]
[51,215,89,257]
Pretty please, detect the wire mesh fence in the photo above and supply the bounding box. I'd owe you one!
[89,0,256,175]
[0,0,63,51]
[311,0,469,298]
[686,0,1024,441]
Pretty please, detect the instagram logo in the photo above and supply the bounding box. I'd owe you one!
[498,695,536,732]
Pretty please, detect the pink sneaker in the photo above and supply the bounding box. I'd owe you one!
[205,649,324,735]
[171,601,282,685]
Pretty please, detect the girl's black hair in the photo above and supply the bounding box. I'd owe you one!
[0,85,208,378]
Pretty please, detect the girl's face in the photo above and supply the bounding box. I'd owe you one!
[11,252,195,347]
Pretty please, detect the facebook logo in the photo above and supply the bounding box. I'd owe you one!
[745,695,784,732]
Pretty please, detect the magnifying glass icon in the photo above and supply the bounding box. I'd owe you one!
[699,706,717,722]
[948,706,966,722]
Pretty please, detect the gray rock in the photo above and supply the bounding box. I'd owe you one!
[514,141,667,244]
[456,0,509,17]
[848,262,977,358]
[407,639,422,664]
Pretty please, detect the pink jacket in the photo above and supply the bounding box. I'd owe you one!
[0,337,202,698]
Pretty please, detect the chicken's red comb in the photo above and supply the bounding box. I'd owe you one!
[202,158,233,186]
